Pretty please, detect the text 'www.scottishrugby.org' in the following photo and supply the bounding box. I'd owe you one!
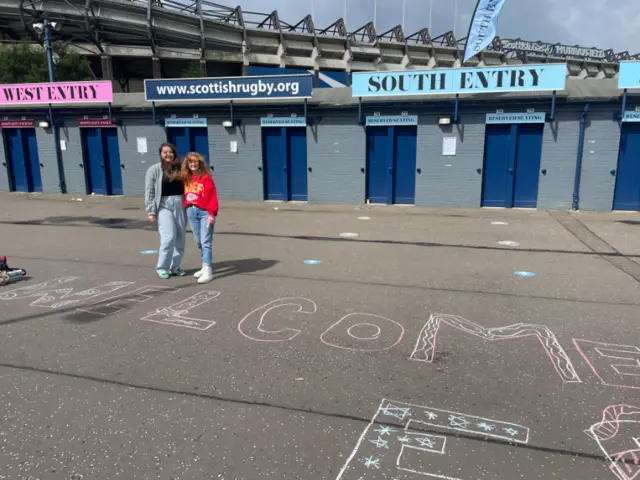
[154,80,300,97]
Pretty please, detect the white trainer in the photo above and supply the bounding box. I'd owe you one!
[197,265,213,284]
[194,264,206,278]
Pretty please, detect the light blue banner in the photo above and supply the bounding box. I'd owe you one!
[365,115,418,126]
[260,117,307,127]
[351,64,566,97]
[165,118,207,128]
[622,111,640,122]
[618,62,640,89]
[463,0,507,63]
[486,112,546,124]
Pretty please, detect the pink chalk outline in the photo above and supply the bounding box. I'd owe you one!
[320,313,405,352]
[410,314,581,384]
[585,405,640,480]
[237,297,317,342]
[573,339,640,390]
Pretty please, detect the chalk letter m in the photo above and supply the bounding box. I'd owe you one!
[410,314,581,384]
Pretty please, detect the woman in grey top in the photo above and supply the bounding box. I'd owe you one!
[144,143,187,279]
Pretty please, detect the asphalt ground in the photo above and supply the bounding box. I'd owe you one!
[0,192,638,480]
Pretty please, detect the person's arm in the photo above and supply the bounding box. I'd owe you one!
[206,175,219,224]
[144,166,157,222]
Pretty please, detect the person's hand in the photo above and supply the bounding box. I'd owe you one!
[207,215,215,227]
[148,215,156,223]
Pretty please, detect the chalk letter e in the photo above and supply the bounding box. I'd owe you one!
[573,339,640,390]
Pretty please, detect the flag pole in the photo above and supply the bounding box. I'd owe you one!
[462,0,482,65]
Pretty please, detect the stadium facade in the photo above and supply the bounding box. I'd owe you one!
[1,0,640,211]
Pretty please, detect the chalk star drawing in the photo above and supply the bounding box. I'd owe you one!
[477,422,496,432]
[397,436,411,443]
[363,457,380,469]
[380,404,411,420]
[375,426,396,436]
[449,415,470,429]
[369,437,389,449]
[503,428,520,437]
[634,437,640,448]
[416,436,436,448]
[424,411,438,420]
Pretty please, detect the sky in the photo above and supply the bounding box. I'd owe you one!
[212,0,640,54]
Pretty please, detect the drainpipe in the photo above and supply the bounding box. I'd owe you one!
[572,103,590,211]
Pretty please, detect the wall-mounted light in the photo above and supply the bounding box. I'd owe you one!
[38,121,50,128]
[222,120,233,128]
[438,117,452,125]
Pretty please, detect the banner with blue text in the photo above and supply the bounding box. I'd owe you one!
[145,75,313,102]
[618,62,640,89]
[352,64,566,97]
[463,0,507,63]
[486,113,546,124]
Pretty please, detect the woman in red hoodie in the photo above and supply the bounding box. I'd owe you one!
[181,152,219,284]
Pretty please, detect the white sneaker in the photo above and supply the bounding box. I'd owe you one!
[193,265,205,278]
[197,265,213,284]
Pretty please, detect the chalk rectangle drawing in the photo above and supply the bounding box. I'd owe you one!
[336,398,531,480]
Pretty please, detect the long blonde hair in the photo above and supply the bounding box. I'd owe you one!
[181,152,211,184]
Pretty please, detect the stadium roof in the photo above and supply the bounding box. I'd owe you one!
[0,0,634,80]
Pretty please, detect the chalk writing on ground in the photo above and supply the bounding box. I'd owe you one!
[336,399,530,480]
[320,313,405,352]
[141,291,221,330]
[0,277,133,308]
[237,297,317,342]
[410,314,581,384]
[75,286,180,318]
[573,339,640,390]
[585,404,640,480]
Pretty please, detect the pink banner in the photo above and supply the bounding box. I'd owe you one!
[0,81,113,105]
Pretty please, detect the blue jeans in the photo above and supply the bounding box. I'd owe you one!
[186,206,214,265]
[156,195,186,274]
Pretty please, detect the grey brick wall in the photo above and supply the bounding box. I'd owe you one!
[59,126,88,195]
[117,120,168,196]
[209,119,264,202]
[0,131,8,191]
[307,116,366,204]
[538,111,580,210]
[416,113,485,208]
[578,110,620,211]
[36,127,63,194]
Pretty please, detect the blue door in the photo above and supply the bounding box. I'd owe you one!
[103,128,123,195]
[191,128,210,165]
[23,129,43,193]
[393,126,417,204]
[287,128,308,201]
[4,129,28,192]
[513,123,543,208]
[367,126,393,204]
[482,124,513,207]
[613,123,640,211]
[3,128,42,193]
[262,127,287,200]
[167,127,190,161]
[167,127,209,163]
[82,128,108,195]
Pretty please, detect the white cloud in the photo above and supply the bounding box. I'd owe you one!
[212,0,640,54]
